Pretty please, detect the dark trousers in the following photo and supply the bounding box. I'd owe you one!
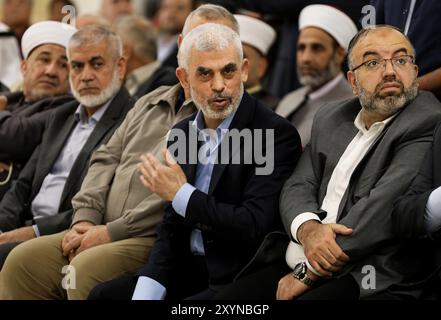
[0,242,21,270]
[214,260,404,300]
[89,255,218,300]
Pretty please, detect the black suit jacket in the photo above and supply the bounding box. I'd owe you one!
[0,92,75,164]
[0,88,134,235]
[138,92,302,290]
[161,45,179,70]
[132,66,178,101]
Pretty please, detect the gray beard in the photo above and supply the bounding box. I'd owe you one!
[297,61,340,89]
[357,79,419,118]
[70,71,122,108]
[192,83,244,121]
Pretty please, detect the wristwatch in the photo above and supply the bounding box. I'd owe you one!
[292,262,315,286]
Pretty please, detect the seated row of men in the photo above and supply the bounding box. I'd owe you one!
[0,4,440,300]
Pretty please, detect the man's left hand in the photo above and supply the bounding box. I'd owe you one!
[139,149,187,202]
[75,225,111,256]
[0,227,36,244]
[276,270,318,300]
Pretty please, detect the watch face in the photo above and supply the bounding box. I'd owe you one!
[293,263,305,277]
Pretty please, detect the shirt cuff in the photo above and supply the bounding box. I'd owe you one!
[172,183,196,218]
[425,187,441,235]
[305,259,323,277]
[291,212,321,243]
[32,224,40,238]
[132,276,167,300]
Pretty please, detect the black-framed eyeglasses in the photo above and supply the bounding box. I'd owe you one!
[351,55,415,72]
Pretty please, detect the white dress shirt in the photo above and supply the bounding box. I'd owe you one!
[286,110,396,275]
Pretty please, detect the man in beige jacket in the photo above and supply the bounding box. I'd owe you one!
[0,4,239,300]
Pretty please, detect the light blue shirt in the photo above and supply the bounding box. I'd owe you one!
[425,186,441,236]
[132,109,236,300]
[30,101,110,236]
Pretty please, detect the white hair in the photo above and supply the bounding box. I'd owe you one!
[178,23,243,72]
[181,4,239,37]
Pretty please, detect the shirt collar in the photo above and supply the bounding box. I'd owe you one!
[309,73,345,101]
[354,109,397,134]
[74,97,113,124]
[191,106,238,134]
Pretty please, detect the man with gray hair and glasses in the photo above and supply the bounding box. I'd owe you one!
[215,25,441,300]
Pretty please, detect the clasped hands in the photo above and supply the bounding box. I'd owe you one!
[62,222,111,262]
[277,220,353,300]
[138,149,187,202]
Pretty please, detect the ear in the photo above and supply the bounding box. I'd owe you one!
[414,64,419,78]
[334,46,346,67]
[123,44,132,60]
[257,56,268,79]
[176,67,189,90]
[347,70,358,95]
[117,56,128,80]
[177,34,184,48]
[20,59,28,76]
[241,58,249,83]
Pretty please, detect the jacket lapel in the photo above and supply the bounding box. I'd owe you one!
[59,88,131,204]
[30,102,78,198]
[276,86,310,118]
[180,114,198,185]
[208,92,255,195]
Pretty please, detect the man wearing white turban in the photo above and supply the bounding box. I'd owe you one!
[235,14,279,110]
[0,21,77,200]
[276,4,358,148]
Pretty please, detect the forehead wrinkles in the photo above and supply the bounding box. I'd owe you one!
[353,30,414,62]
[190,46,239,69]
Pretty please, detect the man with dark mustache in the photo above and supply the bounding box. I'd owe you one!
[216,25,441,300]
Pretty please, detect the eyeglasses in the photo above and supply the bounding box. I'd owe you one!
[351,55,415,72]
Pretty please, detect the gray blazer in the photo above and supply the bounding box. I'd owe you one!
[243,91,441,299]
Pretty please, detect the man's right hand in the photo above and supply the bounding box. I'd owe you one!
[61,222,95,258]
[297,220,353,276]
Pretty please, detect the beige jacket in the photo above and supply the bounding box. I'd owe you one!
[71,85,196,241]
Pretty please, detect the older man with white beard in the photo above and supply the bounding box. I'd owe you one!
[0,25,134,297]
[276,5,358,148]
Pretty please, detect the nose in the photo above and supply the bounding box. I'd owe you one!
[45,61,59,78]
[298,47,313,64]
[211,73,225,93]
[382,59,397,77]
[80,65,95,84]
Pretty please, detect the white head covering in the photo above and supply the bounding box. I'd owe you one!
[235,14,276,56]
[0,22,22,88]
[299,5,357,52]
[21,21,78,59]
